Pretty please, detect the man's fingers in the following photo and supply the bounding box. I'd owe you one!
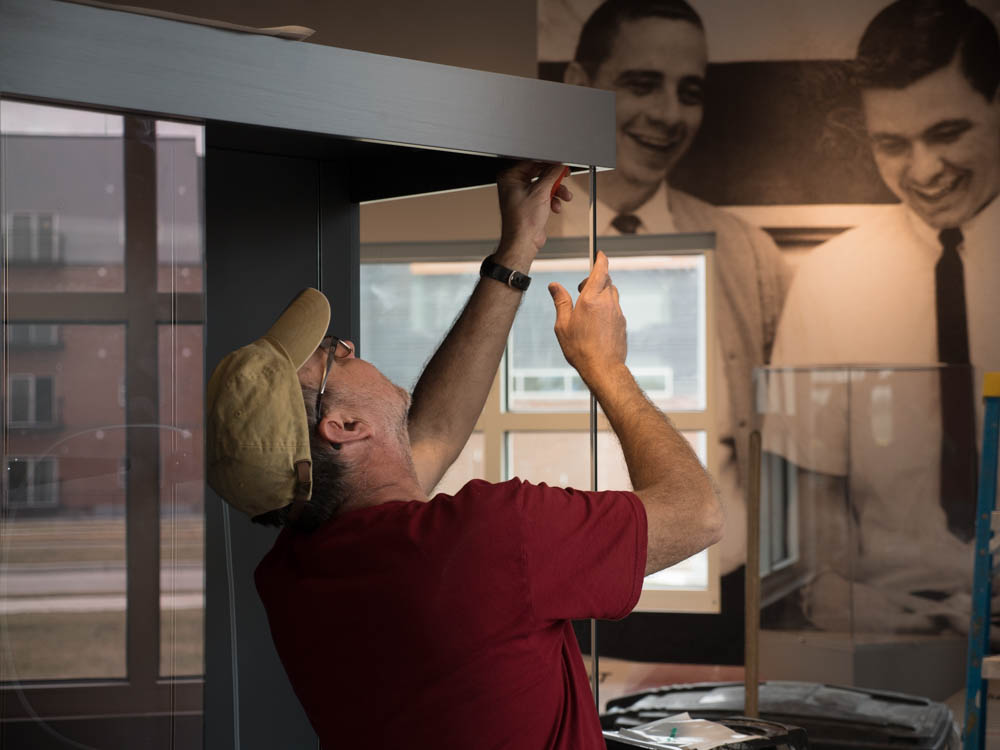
[581,251,612,295]
[535,163,568,196]
[497,159,543,188]
[548,282,573,325]
[554,183,573,202]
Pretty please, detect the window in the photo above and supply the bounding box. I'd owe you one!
[8,211,60,263]
[8,323,60,348]
[8,374,56,426]
[5,457,59,509]
[2,101,204,726]
[360,235,718,613]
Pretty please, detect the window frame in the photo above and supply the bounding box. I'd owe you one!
[7,373,57,427]
[361,232,721,614]
[4,455,60,509]
[7,210,61,264]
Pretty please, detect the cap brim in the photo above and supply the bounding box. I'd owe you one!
[265,288,331,370]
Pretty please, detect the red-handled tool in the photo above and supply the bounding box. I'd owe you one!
[550,166,570,199]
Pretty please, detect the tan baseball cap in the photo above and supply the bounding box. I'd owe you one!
[206,288,331,518]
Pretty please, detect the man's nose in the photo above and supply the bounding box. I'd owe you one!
[645,90,682,125]
[342,340,356,358]
[906,142,945,185]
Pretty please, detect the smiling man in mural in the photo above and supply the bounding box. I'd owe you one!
[553,0,791,663]
[770,0,1000,641]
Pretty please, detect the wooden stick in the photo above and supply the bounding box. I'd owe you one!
[745,430,762,717]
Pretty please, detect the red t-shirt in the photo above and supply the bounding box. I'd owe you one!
[255,478,647,749]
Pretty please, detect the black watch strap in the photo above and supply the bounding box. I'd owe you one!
[480,256,531,291]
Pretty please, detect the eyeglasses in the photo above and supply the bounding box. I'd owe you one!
[316,335,354,417]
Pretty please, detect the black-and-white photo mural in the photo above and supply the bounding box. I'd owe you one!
[540,0,1000,686]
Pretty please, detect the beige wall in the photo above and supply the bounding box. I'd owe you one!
[103,0,538,76]
[361,186,502,243]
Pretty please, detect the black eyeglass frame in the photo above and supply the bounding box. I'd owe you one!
[316,335,354,418]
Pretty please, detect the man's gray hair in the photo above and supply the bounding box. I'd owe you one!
[250,384,349,531]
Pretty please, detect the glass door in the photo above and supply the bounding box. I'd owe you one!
[1,98,205,747]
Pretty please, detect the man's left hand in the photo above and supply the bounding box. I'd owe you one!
[497,162,572,254]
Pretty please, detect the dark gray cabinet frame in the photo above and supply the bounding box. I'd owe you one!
[0,0,614,747]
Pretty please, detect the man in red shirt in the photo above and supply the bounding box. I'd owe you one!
[206,161,722,748]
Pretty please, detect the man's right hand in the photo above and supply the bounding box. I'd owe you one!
[548,251,627,385]
[549,250,723,576]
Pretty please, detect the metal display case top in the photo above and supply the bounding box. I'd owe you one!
[0,0,615,170]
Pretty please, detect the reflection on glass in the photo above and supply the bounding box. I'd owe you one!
[360,262,478,390]
[1,100,125,292]
[432,433,484,496]
[507,430,708,590]
[757,365,976,640]
[2,325,127,680]
[509,256,705,412]
[2,101,206,698]
[157,122,204,293]
[159,325,205,677]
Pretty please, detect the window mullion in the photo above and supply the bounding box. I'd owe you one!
[123,115,161,692]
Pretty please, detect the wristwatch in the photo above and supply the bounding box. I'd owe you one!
[480,255,531,291]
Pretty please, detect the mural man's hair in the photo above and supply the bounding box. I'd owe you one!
[573,0,704,79]
[854,0,1000,100]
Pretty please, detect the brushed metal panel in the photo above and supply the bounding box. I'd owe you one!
[0,0,615,169]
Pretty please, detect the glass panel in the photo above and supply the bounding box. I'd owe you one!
[34,377,54,424]
[1,100,125,292]
[157,122,204,293]
[10,213,31,260]
[159,325,205,677]
[2,105,206,701]
[9,377,30,423]
[508,255,705,412]
[1,324,127,680]
[506,430,708,590]
[360,262,478,390]
[756,365,975,696]
[6,460,29,505]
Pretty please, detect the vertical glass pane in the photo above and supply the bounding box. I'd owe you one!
[11,213,31,260]
[157,122,204,293]
[508,255,706,412]
[159,325,205,677]
[10,378,30,423]
[6,460,28,505]
[1,324,127,680]
[506,430,708,590]
[1,100,125,292]
[34,377,54,424]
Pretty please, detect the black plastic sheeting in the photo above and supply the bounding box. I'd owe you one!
[601,681,959,750]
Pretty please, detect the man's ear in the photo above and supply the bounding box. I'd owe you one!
[317,412,372,447]
[564,61,592,88]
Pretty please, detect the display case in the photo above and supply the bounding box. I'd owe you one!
[753,364,980,701]
[0,1,614,748]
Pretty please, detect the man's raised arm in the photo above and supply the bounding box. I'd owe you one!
[548,252,723,574]
[408,161,570,493]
